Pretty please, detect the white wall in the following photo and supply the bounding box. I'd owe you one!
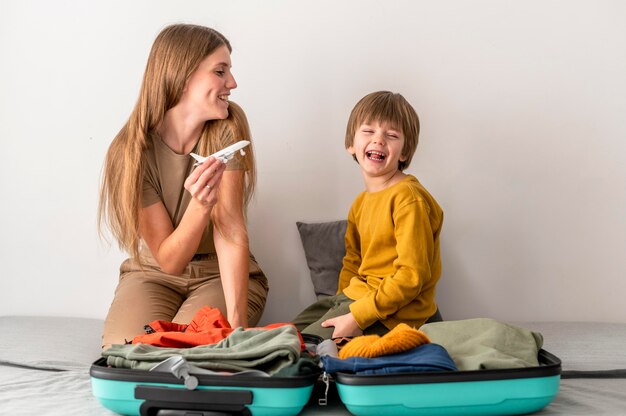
[1,0,625,324]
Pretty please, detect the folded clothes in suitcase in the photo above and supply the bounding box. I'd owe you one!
[326,349,561,416]
[90,332,323,416]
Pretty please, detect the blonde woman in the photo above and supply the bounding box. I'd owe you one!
[99,24,268,349]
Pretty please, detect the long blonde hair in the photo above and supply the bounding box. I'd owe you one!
[98,24,256,260]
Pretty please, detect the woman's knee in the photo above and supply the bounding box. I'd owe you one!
[102,275,182,347]
[247,278,268,326]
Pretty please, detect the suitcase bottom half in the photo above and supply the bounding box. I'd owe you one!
[90,358,319,416]
[333,349,561,416]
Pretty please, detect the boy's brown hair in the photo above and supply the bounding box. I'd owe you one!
[345,91,420,171]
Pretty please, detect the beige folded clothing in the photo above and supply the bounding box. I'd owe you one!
[420,318,543,371]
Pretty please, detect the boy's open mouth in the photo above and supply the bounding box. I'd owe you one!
[366,150,386,161]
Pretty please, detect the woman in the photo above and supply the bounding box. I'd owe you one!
[98,24,268,348]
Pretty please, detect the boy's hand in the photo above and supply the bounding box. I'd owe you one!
[322,313,363,339]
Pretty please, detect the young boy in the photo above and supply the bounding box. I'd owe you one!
[293,91,443,340]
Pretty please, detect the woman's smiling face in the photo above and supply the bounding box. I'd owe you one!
[178,44,237,121]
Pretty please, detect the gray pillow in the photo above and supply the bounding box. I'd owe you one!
[297,220,347,299]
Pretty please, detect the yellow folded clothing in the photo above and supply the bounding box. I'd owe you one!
[339,323,431,359]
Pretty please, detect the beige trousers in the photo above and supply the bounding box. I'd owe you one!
[102,253,268,349]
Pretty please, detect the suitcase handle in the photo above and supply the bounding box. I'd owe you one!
[135,385,252,416]
[152,411,249,416]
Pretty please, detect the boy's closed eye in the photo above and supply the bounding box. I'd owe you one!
[359,125,401,139]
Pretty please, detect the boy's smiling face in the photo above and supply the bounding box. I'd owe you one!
[348,120,407,180]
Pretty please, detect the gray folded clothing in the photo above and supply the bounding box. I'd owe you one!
[103,325,302,376]
[420,318,543,371]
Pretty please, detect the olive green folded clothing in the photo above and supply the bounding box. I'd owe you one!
[103,325,301,376]
[273,353,320,377]
[420,318,543,371]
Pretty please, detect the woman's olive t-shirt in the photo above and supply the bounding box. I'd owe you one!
[141,134,243,255]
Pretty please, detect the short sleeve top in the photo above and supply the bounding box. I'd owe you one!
[141,133,244,255]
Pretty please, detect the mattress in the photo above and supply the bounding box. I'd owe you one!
[1,316,625,416]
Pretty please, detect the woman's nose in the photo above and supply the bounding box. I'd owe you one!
[227,73,237,89]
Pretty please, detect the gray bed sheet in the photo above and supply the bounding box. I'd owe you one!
[1,316,625,415]
[0,316,114,416]
[538,378,626,415]
[0,364,115,415]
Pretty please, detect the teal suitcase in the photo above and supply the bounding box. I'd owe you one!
[91,333,323,415]
[90,356,320,416]
[331,349,561,416]
[90,358,319,416]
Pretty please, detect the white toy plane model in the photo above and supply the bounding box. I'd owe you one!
[190,140,250,165]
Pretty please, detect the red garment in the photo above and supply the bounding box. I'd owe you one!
[132,306,305,350]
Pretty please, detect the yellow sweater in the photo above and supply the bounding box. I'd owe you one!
[339,175,443,330]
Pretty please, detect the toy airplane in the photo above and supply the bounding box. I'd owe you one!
[190,140,250,165]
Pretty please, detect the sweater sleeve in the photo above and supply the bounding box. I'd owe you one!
[337,212,361,293]
[349,200,435,329]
